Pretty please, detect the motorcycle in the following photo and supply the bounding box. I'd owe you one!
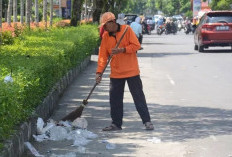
[184,23,193,34]
[157,24,166,35]
[165,22,177,35]
[142,22,151,35]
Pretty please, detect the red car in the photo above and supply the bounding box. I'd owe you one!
[194,11,232,52]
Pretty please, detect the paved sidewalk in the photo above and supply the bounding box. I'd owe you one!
[24,33,232,157]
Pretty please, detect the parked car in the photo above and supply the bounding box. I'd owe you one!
[172,15,183,21]
[194,11,232,52]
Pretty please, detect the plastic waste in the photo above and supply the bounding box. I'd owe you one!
[33,134,49,142]
[147,137,161,144]
[49,126,68,141]
[33,117,98,149]
[106,143,116,150]
[4,75,13,83]
[24,142,44,157]
[77,146,86,154]
[42,122,56,134]
[76,129,98,139]
[72,137,91,146]
[37,118,45,135]
[72,117,88,129]
[58,120,72,128]
[101,140,116,150]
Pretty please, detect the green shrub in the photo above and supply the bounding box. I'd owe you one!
[0,31,14,45]
[0,24,99,147]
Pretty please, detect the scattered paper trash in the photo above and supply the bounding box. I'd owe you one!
[147,137,162,144]
[72,117,88,129]
[4,75,13,83]
[24,142,44,157]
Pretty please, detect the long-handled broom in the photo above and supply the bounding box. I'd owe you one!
[61,26,129,122]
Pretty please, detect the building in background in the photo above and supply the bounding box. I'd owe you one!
[53,0,71,18]
[191,0,211,18]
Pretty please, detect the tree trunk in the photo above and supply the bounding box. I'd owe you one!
[35,0,39,26]
[5,7,7,22]
[20,0,24,24]
[92,0,104,23]
[0,0,2,38]
[43,0,47,29]
[50,0,53,27]
[7,0,13,26]
[29,0,32,24]
[59,0,62,18]
[0,0,2,28]
[25,0,31,28]
[70,0,84,26]
[13,0,17,22]
[0,0,2,46]
[102,0,109,13]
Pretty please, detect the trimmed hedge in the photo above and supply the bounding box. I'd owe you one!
[0,25,99,148]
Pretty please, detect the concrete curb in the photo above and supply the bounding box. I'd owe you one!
[0,56,91,157]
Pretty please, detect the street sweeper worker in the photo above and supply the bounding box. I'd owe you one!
[95,12,154,131]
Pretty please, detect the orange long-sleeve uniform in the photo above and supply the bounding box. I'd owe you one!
[96,25,141,78]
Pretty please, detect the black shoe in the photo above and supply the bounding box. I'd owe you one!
[102,124,122,131]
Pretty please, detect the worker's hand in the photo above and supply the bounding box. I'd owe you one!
[96,73,102,84]
[112,48,126,54]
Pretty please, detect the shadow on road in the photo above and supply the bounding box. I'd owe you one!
[85,101,232,143]
[200,49,232,53]
[137,52,195,58]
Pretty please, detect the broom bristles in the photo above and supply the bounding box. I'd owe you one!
[61,105,84,122]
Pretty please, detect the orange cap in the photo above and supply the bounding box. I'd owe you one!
[100,12,116,26]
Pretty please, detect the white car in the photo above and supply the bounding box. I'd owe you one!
[154,15,162,23]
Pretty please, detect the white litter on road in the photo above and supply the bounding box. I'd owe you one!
[147,137,162,144]
[32,117,98,154]
[100,140,116,150]
[72,117,88,129]
[24,142,44,157]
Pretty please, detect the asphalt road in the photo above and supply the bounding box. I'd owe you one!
[27,30,232,157]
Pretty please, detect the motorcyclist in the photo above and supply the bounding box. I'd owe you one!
[165,17,171,34]
[184,17,192,34]
[157,17,164,27]
[156,17,165,35]
[141,18,149,34]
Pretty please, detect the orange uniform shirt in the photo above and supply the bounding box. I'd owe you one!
[96,25,141,78]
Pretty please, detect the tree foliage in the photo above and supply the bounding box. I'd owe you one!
[210,0,232,10]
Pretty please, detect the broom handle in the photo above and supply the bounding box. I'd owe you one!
[83,26,129,104]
